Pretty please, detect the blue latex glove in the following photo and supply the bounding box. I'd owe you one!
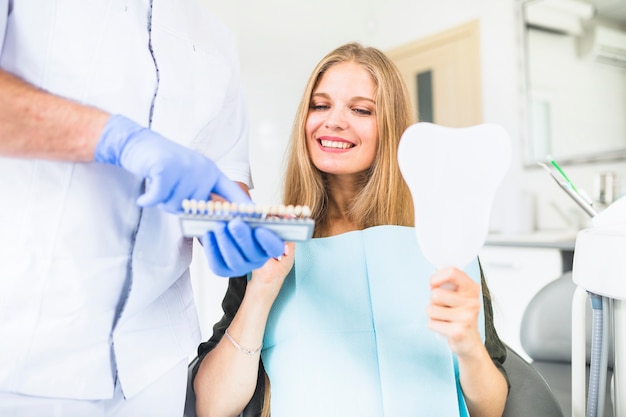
[201,218,285,277]
[94,114,250,211]
[95,114,285,276]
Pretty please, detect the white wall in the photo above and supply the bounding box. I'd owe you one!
[527,28,626,159]
[190,0,626,344]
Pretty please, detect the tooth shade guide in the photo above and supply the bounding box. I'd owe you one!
[179,200,312,219]
[178,200,315,241]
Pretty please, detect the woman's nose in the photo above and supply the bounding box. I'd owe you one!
[324,109,347,130]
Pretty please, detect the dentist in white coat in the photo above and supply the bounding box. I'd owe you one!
[0,1,284,416]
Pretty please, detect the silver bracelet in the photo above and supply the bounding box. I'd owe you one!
[224,328,262,355]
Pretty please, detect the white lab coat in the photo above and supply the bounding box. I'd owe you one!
[0,0,250,400]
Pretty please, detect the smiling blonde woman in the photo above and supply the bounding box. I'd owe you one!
[192,42,509,417]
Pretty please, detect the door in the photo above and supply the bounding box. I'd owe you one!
[387,19,482,127]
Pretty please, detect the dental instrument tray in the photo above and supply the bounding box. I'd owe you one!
[179,199,315,241]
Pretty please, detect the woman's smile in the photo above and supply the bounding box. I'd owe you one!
[317,136,355,150]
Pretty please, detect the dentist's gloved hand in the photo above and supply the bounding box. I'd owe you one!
[201,218,285,277]
[95,114,285,276]
[94,114,250,212]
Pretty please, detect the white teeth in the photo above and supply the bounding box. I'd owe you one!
[181,200,313,221]
[320,139,353,149]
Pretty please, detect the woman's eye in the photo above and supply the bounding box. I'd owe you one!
[354,108,372,116]
[311,104,330,111]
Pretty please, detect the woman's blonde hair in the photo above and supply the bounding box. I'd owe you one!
[282,42,416,236]
[261,43,417,416]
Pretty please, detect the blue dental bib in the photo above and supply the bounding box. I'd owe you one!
[260,225,483,416]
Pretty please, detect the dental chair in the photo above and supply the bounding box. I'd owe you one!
[501,344,564,417]
[520,272,614,417]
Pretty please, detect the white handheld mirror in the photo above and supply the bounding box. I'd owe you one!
[398,122,511,270]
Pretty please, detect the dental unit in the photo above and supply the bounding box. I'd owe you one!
[541,159,625,417]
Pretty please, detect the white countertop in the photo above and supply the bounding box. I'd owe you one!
[485,230,578,250]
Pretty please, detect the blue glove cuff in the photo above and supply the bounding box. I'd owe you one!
[94,114,144,166]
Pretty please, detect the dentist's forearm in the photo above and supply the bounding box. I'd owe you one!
[0,68,108,161]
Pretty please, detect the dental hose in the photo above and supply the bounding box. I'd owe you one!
[598,296,611,417]
[586,293,609,417]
